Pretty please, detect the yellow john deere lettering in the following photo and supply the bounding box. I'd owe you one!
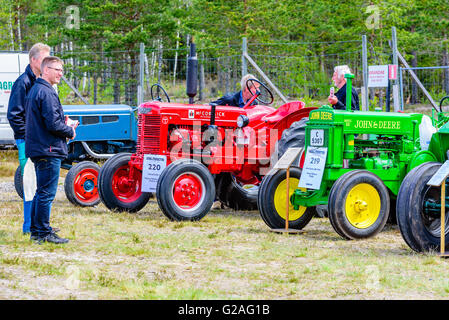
[320,111,333,120]
[310,111,333,121]
[310,112,320,120]
[354,120,400,130]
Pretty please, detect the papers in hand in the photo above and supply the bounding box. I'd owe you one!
[65,116,79,128]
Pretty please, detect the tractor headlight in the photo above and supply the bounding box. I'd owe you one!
[237,115,249,128]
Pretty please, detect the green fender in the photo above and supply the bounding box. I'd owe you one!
[408,150,438,173]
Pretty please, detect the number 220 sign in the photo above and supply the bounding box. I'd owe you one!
[141,155,167,192]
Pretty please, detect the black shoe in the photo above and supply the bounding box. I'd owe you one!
[39,233,69,244]
[30,234,39,241]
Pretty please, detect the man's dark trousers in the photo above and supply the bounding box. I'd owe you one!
[30,157,61,238]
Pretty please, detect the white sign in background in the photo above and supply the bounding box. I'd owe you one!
[368,65,389,88]
[298,147,328,190]
[141,155,167,192]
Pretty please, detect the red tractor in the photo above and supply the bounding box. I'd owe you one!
[98,80,314,221]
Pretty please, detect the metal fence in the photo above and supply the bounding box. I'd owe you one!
[53,38,366,107]
[400,66,449,110]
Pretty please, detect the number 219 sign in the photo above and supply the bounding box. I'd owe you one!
[298,147,328,190]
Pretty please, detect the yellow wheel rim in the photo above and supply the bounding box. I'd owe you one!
[345,183,381,229]
[273,178,307,221]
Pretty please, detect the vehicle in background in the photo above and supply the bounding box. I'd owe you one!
[0,52,28,148]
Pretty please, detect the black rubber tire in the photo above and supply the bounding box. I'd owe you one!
[64,161,101,207]
[315,205,328,218]
[329,170,390,240]
[156,158,193,220]
[387,193,397,225]
[276,117,308,167]
[215,173,259,211]
[327,170,364,240]
[14,165,24,199]
[396,163,431,252]
[98,153,151,213]
[156,159,215,221]
[396,162,449,252]
[257,167,315,230]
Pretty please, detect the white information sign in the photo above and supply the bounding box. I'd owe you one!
[141,154,167,192]
[273,147,303,170]
[310,129,324,146]
[427,160,449,187]
[368,65,389,88]
[298,147,328,190]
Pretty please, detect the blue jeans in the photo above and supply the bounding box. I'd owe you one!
[16,139,32,233]
[30,157,62,238]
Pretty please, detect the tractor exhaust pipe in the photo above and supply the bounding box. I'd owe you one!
[186,41,198,104]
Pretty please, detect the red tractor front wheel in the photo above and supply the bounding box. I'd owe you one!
[156,159,215,221]
[64,161,101,207]
[98,153,151,212]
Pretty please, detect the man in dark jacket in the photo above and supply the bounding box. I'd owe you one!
[328,65,359,111]
[25,56,75,244]
[212,74,260,108]
[7,43,50,234]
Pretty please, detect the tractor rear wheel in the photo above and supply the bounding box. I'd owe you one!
[257,167,315,230]
[98,153,151,212]
[215,173,259,211]
[64,161,101,207]
[14,165,23,199]
[328,171,390,239]
[156,159,215,221]
[276,118,308,167]
[396,162,449,252]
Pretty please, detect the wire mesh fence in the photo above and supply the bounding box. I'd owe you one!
[10,37,447,111]
[52,39,366,107]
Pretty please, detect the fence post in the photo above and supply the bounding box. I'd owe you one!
[399,67,404,110]
[362,35,369,111]
[158,40,163,85]
[138,42,145,106]
[242,37,248,76]
[391,27,400,111]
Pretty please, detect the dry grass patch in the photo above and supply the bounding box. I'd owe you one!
[1,153,449,299]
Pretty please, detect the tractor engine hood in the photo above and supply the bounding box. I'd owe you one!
[138,101,279,128]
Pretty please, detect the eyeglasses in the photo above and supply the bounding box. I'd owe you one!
[48,66,64,73]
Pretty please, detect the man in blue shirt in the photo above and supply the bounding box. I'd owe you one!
[212,74,260,108]
[7,43,50,235]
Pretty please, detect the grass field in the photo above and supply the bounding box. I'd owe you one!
[0,150,448,300]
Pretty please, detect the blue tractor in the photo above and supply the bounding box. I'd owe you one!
[14,104,137,207]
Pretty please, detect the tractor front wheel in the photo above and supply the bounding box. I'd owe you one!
[257,167,315,230]
[156,159,215,221]
[64,161,101,207]
[328,171,390,239]
[98,153,151,212]
[396,162,449,252]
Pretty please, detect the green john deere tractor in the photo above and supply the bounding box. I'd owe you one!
[258,74,445,244]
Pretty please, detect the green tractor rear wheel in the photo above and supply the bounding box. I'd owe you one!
[396,162,449,252]
[328,170,390,239]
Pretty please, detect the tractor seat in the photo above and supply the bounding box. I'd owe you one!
[262,101,305,124]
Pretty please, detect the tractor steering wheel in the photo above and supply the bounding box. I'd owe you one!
[151,83,170,103]
[246,79,274,105]
[439,96,449,113]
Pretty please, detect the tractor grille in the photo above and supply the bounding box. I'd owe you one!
[137,114,161,155]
